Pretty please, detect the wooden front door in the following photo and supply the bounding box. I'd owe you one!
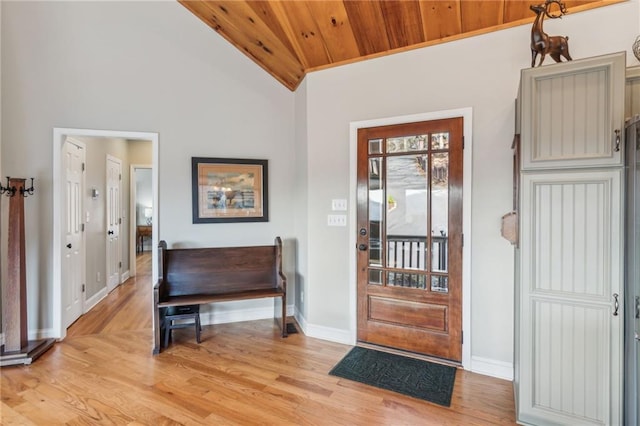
[356,118,463,362]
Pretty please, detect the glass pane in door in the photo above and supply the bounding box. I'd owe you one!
[388,272,427,289]
[369,157,383,266]
[387,135,427,153]
[431,152,449,273]
[369,138,383,155]
[386,154,428,271]
[431,132,449,150]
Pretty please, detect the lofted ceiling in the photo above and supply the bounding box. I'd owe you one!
[179,0,620,91]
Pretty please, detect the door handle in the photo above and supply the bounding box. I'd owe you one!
[108,230,114,235]
[66,243,72,249]
[613,293,619,316]
[358,244,368,251]
[614,129,621,152]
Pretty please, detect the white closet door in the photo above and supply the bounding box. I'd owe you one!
[519,169,623,425]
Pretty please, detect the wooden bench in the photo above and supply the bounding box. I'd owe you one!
[153,237,287,354]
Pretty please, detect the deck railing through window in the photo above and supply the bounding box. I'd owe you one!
[387,235,448,272]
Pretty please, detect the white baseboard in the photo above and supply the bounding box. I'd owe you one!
[471,355,514,381]
[3,330,57,343]
[121,270,130,283]
[85,287,108,313]
[28,328,57,340]
[294,308,354,345]
[200,303,295,326]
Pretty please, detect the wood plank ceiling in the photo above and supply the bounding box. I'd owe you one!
[179,0,618,91]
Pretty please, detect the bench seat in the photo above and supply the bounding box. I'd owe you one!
[157,288,284,308]
[153,237,287,354]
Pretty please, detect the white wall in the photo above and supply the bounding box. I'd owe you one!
[298,1,640,373]
[293,79,309,320]
[1,1,295,336]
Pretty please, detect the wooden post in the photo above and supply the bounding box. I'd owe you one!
[1,177,55,365]
[2,178,28,352]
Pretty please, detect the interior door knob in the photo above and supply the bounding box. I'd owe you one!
[66,243,72,249]
[358,244,368,251]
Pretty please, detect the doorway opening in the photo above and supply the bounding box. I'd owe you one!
[130,165,153,279]
[349,108,473,369]
[356,117,464,362]
[52,128,159,340]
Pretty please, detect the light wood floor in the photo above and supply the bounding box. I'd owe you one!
[1,252,516,425]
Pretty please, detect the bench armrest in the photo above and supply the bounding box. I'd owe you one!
[152,279,166,355]
[277,271,287,293]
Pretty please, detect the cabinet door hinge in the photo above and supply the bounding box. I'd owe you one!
[461,331,464,344]
[81,224,85,232]
[119,261,122,269]
[82,163,85,172]
[82,284,85,292]
[462,136,465,150]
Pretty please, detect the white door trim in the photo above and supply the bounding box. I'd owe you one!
[53,128,159,340]
[348,108,473,370]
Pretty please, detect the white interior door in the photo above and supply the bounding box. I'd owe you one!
[62,140,85,329]
[106,155,122,292]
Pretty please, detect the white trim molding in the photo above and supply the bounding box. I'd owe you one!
[28,328,57,341]
[471,356,514,381]
[294,307,352,345]
[84,287,108,313]
[199,303,296,327]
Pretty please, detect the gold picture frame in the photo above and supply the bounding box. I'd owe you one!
[191,157,268,223]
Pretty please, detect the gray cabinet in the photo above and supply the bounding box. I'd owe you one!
[624,114,639,426]
[520,53,626,170]
[515,52,626,426]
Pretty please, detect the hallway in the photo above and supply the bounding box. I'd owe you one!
[66,252,153,338]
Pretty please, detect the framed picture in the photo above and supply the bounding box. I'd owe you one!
[191,157,268,223]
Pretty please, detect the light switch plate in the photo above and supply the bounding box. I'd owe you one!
[327,214,347,226]
[331,199,347,211]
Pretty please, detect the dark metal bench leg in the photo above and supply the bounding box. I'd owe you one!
[164,318,171,348]
[196,315,201,344]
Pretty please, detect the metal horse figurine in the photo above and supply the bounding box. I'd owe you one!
[530,0,572,67]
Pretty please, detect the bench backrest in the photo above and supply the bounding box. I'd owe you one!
[158,240,280,297]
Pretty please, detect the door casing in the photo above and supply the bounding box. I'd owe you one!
[348,108,473,370]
